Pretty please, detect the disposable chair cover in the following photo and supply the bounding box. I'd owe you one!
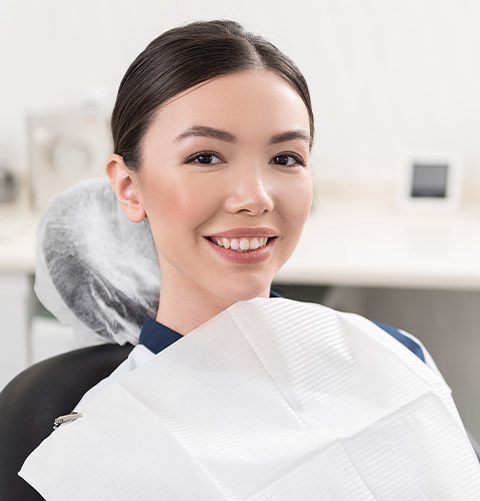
[20,299,480,500]
[34,177,160,346]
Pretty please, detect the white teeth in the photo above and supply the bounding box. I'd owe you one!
[210,236,270,252]
[250,237,259,250]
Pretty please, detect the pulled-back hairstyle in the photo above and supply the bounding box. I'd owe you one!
[111,19,314,169]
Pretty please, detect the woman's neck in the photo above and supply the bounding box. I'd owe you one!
[155,265,270,335]
[156,284,234,336]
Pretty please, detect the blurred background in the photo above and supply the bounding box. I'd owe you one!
[2,0,480,436]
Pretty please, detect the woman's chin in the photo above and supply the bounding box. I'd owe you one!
[214,282,272,304]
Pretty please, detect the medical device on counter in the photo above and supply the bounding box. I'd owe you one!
[27,107,111,209]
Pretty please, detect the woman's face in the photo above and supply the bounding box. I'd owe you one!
[128,70,312,304]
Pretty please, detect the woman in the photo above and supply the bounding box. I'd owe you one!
[106,20,313,338]
[20,20,480,499]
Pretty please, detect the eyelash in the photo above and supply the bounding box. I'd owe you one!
[271,153,305,168]
[185,151,222,165]
[185,151,306,167]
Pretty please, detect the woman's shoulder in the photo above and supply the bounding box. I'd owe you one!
[269,297,444,381]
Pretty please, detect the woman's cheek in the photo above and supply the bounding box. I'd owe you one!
[144,177,211,237]
[280,175,313,228]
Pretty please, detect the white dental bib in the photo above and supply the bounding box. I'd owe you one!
[20,298,480,499]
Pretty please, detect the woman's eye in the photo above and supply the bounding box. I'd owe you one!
[189,153,222,165]
[272,154,304,167]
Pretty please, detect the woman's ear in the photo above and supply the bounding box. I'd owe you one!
[106,154,146,223]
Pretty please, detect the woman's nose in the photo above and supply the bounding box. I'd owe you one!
[224,167,274,216]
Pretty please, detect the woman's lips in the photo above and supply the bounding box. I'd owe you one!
[207,227,278,239]
[205,235,276,264]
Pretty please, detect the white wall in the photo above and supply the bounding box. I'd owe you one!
[2,0,480,182]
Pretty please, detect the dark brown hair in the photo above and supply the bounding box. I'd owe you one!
[111,20,314,169]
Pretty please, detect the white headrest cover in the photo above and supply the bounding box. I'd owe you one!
[34,177,160,346]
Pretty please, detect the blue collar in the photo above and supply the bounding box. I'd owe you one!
[138,317,183,355]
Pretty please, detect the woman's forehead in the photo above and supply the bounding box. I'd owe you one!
[146,70,310,143]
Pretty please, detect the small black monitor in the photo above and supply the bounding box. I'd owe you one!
[411,164,448,198]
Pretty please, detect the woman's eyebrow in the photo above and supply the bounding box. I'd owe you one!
[269,130,311,145]
[174,126,237,143]
[174,126,311,146]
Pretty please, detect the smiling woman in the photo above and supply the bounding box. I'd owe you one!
[108,70,312,334]
[17,19,480,500]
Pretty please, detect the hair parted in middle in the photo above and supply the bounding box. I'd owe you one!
[111,19,314,170]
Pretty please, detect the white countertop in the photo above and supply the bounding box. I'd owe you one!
[275,181,480,290]
[2,180,480,289]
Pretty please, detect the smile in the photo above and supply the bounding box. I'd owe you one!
[210,237,269,252]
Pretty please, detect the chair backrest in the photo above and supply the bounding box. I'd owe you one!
[0,343,133,500]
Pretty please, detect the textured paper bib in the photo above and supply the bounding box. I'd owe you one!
[21,299,480,500]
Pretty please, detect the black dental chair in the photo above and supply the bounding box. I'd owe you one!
[0,343,133,500]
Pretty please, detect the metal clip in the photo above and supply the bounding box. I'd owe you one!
[53,411,83,430]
